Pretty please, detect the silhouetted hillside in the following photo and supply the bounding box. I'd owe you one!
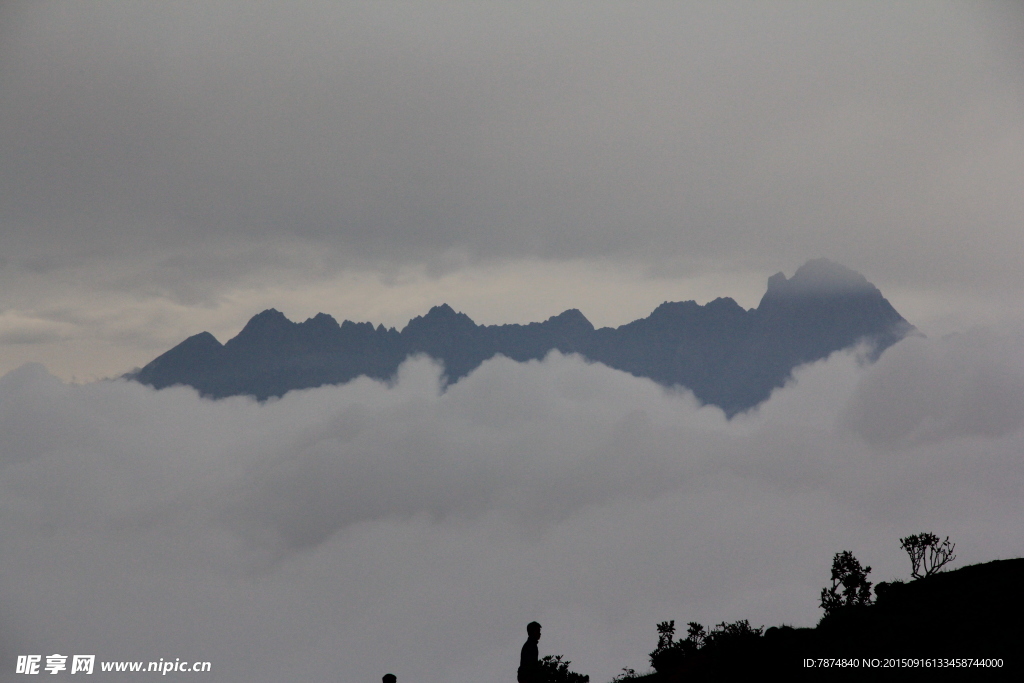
[130,259,913,414]
[635,558,1023,681]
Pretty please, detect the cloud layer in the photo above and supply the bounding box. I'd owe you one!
[2,325,1023,682]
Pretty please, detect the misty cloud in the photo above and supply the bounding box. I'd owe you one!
[2,325,1024,682]
[843,326,1024,445]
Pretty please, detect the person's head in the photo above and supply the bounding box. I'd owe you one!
[527,621,541,640]
[383,675,396,683]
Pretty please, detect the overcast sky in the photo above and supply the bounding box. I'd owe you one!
[0,1,1021,380]
[1,3,1024,681]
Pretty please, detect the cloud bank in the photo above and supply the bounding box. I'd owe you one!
[2,326,1024,682]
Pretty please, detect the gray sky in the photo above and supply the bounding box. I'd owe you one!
[0,1,1021,379]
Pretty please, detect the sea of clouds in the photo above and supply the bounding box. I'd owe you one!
[2,325,1023,682]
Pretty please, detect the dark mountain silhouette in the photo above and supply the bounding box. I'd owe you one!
[129,259,913,414]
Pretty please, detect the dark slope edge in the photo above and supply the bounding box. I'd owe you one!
[636,558,1024,680]
[130,259,913,415]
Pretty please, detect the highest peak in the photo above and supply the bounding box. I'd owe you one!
[791,258,872,289]
[763,259,877,301]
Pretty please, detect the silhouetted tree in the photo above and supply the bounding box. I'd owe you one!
[536,655,589,683]
[820,550,872,616]
[899,533,956,579]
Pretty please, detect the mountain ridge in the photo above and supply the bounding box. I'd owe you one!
[130,259,914,415]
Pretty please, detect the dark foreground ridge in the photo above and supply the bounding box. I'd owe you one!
[130,259,913,414]
[626,558,1023,681]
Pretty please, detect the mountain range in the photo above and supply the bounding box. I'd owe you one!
[129,259,914,415]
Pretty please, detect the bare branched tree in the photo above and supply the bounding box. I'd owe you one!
[899,533,956,579]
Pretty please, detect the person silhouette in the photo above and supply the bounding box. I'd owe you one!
[517,621,541,683]
[383,674,396,683]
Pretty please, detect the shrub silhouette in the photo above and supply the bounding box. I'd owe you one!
[536,655,589,683]
[872,578,904,601]
[648,619,763,673]
[899,533,956,579]
[819,550,872,616]
[703,619,762,647]
[648,620,702,672]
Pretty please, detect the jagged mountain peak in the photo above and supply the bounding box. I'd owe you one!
[233,308,292,335]
[181,330,222,349]
[425,303,458,318]
[647,297,745,322]
[131,260,913,414]
[403,303,477,332]
[705,296,746,312]
[303,312,340,330]
[251,307,290,322]
[543,308,594,331]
